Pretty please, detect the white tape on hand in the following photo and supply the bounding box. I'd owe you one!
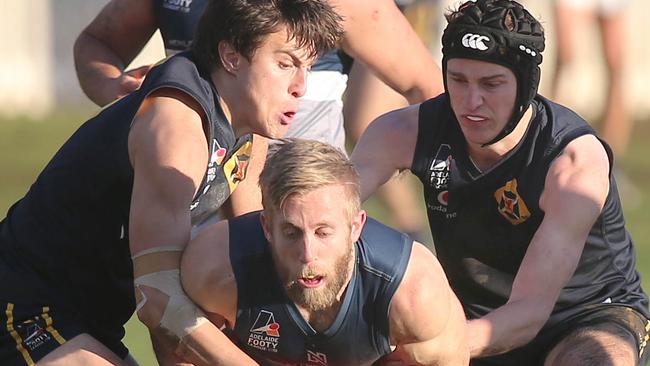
[134,269,209,339]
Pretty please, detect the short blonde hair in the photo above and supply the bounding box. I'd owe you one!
[259,139,360,220]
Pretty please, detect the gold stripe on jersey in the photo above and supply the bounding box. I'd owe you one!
[41,307,65,345]
[640,320,650,358]
[5,303,34,365]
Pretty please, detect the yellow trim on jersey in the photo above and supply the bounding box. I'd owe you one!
[41,307,65,345]
[5,303,34,365]
[640,320,650,358]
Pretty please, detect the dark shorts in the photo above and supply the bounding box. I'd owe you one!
[0,301,129,365]
[472,305,650,366]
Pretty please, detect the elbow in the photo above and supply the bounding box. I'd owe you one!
[73,31,92,72]
[518,323,543,347]
[513,306,550,346]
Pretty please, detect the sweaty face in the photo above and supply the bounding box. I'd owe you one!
[230,27,315,139]
[262,185,365,312]
[446,58,518,147]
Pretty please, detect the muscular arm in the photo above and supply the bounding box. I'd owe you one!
[351,104,420,201]
[129,89,255,365]
[180,220,259,365]
[468,135,611,358]
[333,0,443,103]
[385,242,469,365]
[74,0,157,106]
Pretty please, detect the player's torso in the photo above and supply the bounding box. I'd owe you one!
[411,95,647,320]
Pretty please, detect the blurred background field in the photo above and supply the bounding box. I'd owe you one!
[1,0,650,364]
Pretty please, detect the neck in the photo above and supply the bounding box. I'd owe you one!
[467,106,533,171]
[210,70,249,137]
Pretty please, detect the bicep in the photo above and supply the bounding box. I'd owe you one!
[511,136,610,306]
[128,91,208,254]
[351,106,419,201]
[333,0,441,100]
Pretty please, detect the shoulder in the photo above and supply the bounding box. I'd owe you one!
[541,134,610,215]
[389,242,452,343]
[352,104,420,169]
[372,103,421,138]
[128,87,207,168]
[547,135,609,190]
[143,53,211,99]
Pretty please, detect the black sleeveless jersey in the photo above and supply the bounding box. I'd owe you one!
[0,52,251,334]
[411,95,649,327]
[227,212,412,366]
[153,0,343,72]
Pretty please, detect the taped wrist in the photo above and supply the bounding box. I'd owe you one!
[133,246,209,340]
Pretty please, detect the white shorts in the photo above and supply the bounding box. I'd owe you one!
[556,0,631,16]
[284,70,348,154]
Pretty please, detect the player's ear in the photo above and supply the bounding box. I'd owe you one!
[260,211,272,243]
[350,209,366,243]
[218,40,241,74]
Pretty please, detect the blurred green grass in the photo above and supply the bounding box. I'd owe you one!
[1,110,648,364]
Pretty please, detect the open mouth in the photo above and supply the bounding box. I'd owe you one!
[298,275,323,288]
[281,111,296,125]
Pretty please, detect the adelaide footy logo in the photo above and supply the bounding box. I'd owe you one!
[426,144,455,218]
[248,310,280,353]
[494,179,530,225]
[429,144,452,190]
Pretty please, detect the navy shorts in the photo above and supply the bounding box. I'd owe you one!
[0,301,128,365]
[472,305,650,366]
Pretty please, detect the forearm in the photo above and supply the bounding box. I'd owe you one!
[338,0,442,104]
[134,250,255,365]
[74,32,129,106]
[468,301,547,358]
[400,70,443,105]
[170,323,258,366]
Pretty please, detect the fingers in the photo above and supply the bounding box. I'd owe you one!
[118,64,153,96]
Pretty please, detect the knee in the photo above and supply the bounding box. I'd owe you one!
[545,327,637,366]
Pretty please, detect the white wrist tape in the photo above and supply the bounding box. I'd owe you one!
[133,248,209,340]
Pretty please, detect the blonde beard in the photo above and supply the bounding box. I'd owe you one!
[274,243,355,312]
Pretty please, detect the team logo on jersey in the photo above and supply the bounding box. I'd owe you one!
[429,144,452,189]
[427,144,455,217]
[494,179,530,225]
[206,139,227,183]
[162,0,193,13]
[210,139,227,166]
[17,320,51,351]
[437,190,449,206]
[306,350,328,365]
[223,140,253,193]
[248,310,280,353]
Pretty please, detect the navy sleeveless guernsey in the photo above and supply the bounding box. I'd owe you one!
[0,52,251,350]
[410,94,649,329]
